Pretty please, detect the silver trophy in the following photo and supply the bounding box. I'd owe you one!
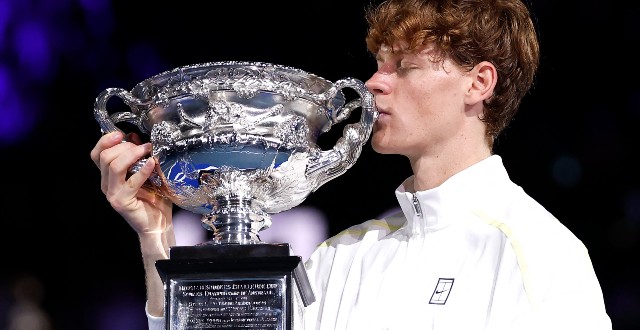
[94,61,376,330]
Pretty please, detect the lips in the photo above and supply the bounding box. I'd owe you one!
[375,106,390,121]
[375,105,389,116]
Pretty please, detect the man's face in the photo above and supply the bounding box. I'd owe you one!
[365,43,471,160]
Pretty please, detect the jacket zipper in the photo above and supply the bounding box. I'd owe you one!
[412,193,423,218]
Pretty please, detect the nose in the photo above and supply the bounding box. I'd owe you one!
[365,71,388,96]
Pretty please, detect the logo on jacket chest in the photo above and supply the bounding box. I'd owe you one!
[429,278,454,305]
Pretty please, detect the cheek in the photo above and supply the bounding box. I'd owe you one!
[411,78,464,122]
[407,92,461,142]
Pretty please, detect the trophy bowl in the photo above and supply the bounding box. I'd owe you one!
[94,61,377,244]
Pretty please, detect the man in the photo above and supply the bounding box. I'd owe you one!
[91,0,612,329]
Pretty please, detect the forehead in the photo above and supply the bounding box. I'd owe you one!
[377,43,437,60]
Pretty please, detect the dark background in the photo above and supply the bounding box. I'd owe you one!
[0,0,638,329]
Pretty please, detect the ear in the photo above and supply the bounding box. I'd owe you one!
[464,61,497,106]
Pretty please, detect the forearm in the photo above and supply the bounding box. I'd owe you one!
[139,233,170,317]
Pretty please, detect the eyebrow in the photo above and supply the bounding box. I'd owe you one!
[375,48,405,62]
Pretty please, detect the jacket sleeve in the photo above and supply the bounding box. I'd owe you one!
[146,301,165,330]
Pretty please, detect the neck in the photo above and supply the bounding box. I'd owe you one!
[408,143,492,192]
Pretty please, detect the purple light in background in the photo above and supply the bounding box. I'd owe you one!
[260,206,329,261]
[80,0,114,40]
[0,66,33,145]
[93,293,148,330]
[173,210,208,246]
[0,0,12,47]
[607,282,640,326]
[13,20,53,81]
[126,42,168,82]
[78,0,110,13]
[0,0,168,146]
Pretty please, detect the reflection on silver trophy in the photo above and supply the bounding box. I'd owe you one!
[94,61,377,244]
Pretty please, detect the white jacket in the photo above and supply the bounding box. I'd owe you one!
[303,155,611,330]
[147,155,611,329]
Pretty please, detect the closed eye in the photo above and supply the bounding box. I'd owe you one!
[397,64,418,75]
[397,57,419,73]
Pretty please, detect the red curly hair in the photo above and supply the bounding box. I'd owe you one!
[365,0,540,147]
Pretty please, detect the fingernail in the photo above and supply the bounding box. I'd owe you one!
[145,157,155,168]
[110,131,123,141]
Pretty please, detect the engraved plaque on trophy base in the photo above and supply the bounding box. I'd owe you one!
[93,62,376,329]
[156,244,314,330]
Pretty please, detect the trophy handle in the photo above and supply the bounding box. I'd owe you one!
[93,87,162,186]
[306,78,377,191]
[94,87,148,134]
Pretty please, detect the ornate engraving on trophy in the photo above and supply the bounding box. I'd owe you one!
[94,61,377,329]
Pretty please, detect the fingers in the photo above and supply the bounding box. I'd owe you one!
[123,156,156,193]
[104,147,155,213]
[104,142,153,192]
[90,132,123,168]
[94,136,152,195]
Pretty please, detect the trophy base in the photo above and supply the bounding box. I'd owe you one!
[156,243,315,330]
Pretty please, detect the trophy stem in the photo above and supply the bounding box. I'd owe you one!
[203,196,265,245]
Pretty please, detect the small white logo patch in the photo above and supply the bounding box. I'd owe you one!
[429,278,454,305]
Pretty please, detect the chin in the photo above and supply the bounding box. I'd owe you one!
[372,147,396,155]
[371,138,395,155]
